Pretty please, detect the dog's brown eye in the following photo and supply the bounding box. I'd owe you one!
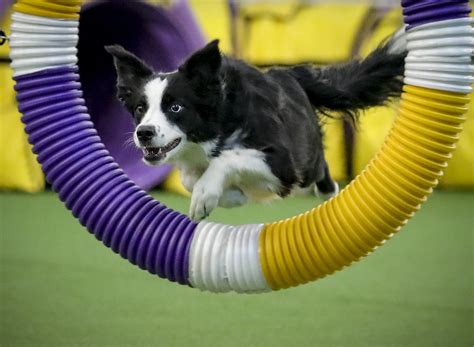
[170,104,182,113]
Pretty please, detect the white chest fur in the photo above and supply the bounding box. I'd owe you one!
[174,145,281,220]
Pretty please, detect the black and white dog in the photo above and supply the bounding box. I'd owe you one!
[106,38,405,221]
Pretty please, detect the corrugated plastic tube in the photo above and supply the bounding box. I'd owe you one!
[259,2,472,290]
[259,85,469,289]
[10,0,473,293]
[15,65,198,284]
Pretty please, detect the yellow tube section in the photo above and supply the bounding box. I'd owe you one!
[260,85,469,290]
[14,0,81,19]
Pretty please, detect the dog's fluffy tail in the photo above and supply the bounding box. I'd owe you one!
[289,34,406,122]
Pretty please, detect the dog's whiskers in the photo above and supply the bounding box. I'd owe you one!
[123,135,136,149]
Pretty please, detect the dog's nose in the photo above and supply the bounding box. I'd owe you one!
[136,125,156,144]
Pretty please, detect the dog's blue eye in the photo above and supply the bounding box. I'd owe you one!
[170,104,182,113]
[135,105,145,115]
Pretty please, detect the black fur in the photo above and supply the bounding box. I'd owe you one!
[105,45,153,124]
[288,43,406,123]
[162,40,225,143]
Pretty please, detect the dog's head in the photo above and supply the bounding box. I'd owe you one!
[106,40,223,165]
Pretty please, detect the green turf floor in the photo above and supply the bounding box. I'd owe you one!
[1,190,473,346]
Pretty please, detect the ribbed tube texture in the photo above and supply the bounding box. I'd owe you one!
[259,0,472,290]
[13,52,197,286]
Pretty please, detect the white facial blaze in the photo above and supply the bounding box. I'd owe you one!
[140,77,185,148]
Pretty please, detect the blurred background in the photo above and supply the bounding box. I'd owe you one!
[1,1,473,346]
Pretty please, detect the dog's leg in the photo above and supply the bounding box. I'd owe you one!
[189,149,278,221]
[189,163,225,221]
[219,188,247,208]
[315,162,339,200]
[179,167,203,193]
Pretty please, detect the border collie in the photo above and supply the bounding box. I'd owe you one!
[106,38,405,221]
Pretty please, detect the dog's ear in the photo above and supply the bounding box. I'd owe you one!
[105,45,153,87]
[179,40,221,80]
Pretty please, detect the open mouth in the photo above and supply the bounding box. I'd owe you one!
[142,138,182,162]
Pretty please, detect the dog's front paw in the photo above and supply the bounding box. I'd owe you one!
[189,184,222,221]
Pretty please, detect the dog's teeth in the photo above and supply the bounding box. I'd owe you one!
[143,139,180,160]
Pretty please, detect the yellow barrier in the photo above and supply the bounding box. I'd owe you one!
[0,12,44,192]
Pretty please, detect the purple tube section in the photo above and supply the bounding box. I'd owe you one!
[403,0,471,30]
[14,65,198,286]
